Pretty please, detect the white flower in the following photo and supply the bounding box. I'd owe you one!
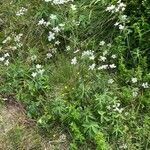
[82,50,94,58]
[0,57,5,62]
[46,22,51,26]
[59,134,67,141]
[17,43,23,48]
[89,55,95,60]
[45,0,52,2]
[31,55,37,61]
[121,7,126,11]
[74,49,80,54]
[2,36,11,44]
[52,48,57,53]
[121,15,127,20]
[106,105,111,110]
[109,64,116,69]
[31,72,37,78]
[4,60,9,66]
[53,26,60,33]
[50,14,57,20]
[55,41,60,45]
[89,64,96,70]
[38,69,45,75]
[38,18,46,25]
[116,103,121,107]
[103,50,108,56]
[47,53,53,58]
[99,41,105,46]
[115,8,120,12]
[111,54,117,59]
[71,57,77,65]
[99,56,106,62]
[66,46,71,51]
[106,5,115,12]
[142,82,149,88]
[107,43,112,47]
[16,7,27,16]
[131,78,137,83]
[58,23,65,30]
[48,31,55,41]
[133,91,138,97]
[98,65,108,70]
[70,4,76,11]
[118,2,126,8]
[14,33,23,42]
[132,88,139,97]
[119,144,127,149]
[113,102,124,113]
[117,108,124,113]
[4,53,10,57]
[114,22,119,26]
[108,79,114,84]
[125,112,129,116]
[119,24,125,30]
[11,46,17,50]
[36,64,42,69]
[52,0,73,5]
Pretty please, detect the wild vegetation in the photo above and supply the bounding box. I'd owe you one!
[0,0,150,149]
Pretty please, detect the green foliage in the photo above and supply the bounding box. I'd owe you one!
[0,0,150,149]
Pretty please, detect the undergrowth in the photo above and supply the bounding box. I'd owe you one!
[0,0,150,149]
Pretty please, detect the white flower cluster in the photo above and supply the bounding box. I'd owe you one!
[37,14,66,49]
[82,50,95,60]
[31,55,37,61]
[114,15,128,30]
[99,41,105,46]
[106,0,126,13]
[70,4,76,11]
[48,31,55,41]
[98,45,117,70]
[132,88,139,97]
[2,34,23,49]
[131,77,149,97]
[31,64,45,78]
[108,79,114,84]
[142,82,149,89]
[131,77,149,88]
[106,1,127,31]
[46,52,53,59]
[107,102,124,113]
[70,41,117,71]
[16,7,27,16]
[0,53,10,66]
[14,33,23,42]
[14,33,23,47]
[89,63,96,70]
[38,14,58,26]
[48,24,64,44]
[98,63,116,70]
[131,77,138,84]
[38,18,50,26]
[66,46,71,51]
[71,57,77,65]
[45,0,74,5]
[81,50,95,70]
[38,16,65,45]
[2,36,11,44]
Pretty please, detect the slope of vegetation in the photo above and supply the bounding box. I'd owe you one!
[0,0,150,149]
